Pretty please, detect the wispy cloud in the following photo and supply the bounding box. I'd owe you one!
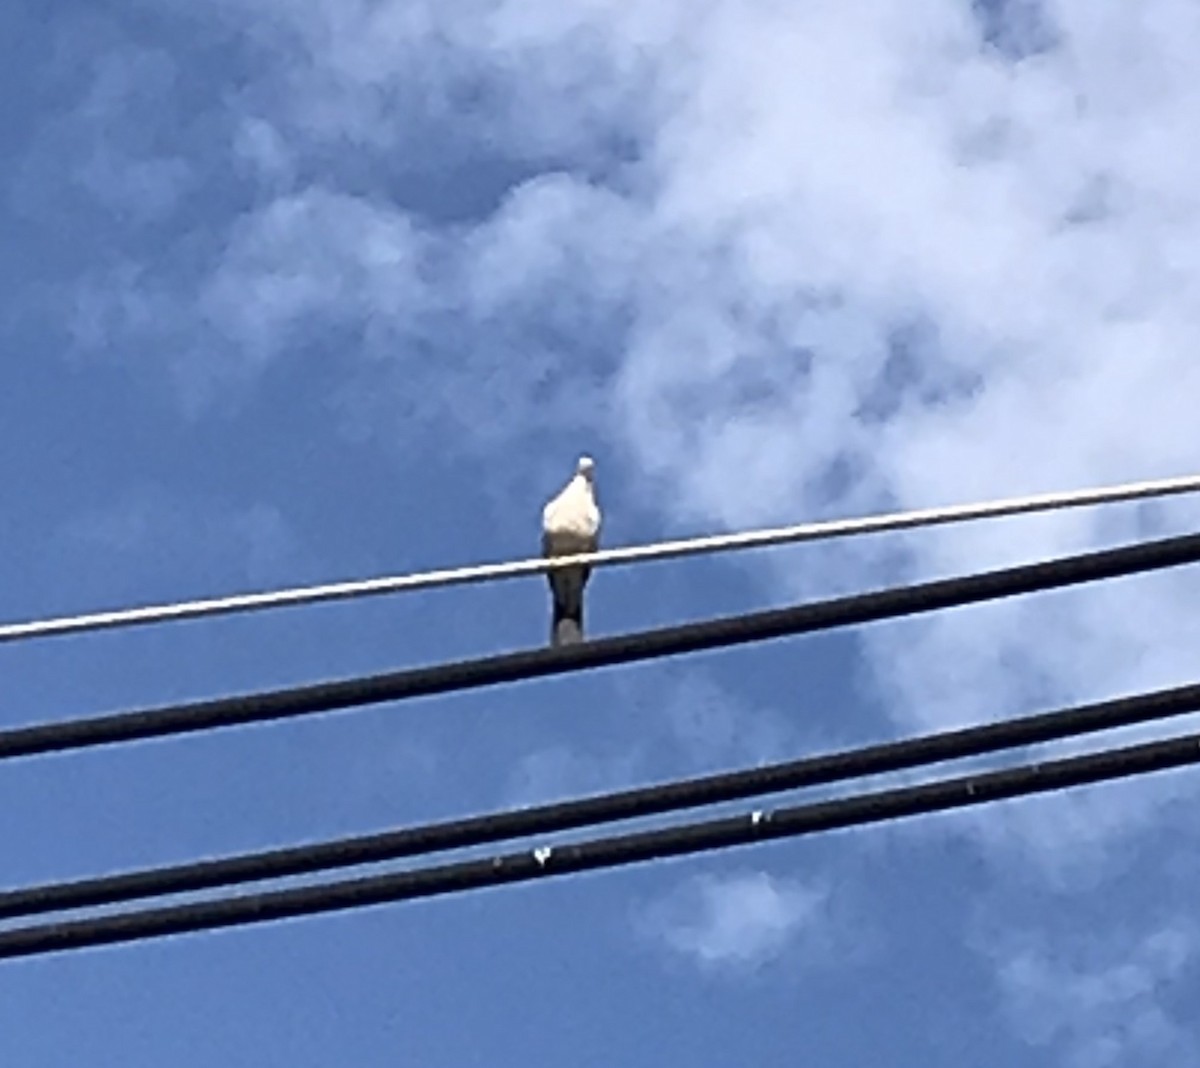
[501,668,801,807]
[200,187,429,361]
[639,870,834,974]
[22,0,1200,875]
[984,920,1199,1068]
[652,670,796,772]
[12,26,195,226]
[20,12,1200,1060]
[502,742,643,807]
[53,490,303,605]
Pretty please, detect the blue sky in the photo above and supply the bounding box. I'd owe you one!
[3,0,1200,1065]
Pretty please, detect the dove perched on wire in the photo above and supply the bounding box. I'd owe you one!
[541,455,601,646]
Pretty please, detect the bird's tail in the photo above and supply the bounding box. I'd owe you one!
[551,604,584,646]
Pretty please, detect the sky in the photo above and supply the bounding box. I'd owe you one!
[2,0,1200,1064]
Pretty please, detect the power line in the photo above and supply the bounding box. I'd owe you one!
[3,472,1199,645]
[3,681,1198,921]
[3,725,1199,960]
[3,529,1200,763]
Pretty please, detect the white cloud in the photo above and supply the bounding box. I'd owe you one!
[642,870,831,973]
[200,187,429,363]
[654,671,795,772]
[596,0,1200,869]
[987,920,1199,1068]
[11,23,197,225]
[28,7,1200,1045]
[502,743,642,806]
[34,0,1200,874]
[211,0,679,158]
[56,491,303,602]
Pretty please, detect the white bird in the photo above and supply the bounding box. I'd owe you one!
[541,455,601,646]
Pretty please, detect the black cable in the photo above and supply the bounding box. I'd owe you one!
[2,530,1200,763]
[3,726,1198,960]
[4,681,1199,921]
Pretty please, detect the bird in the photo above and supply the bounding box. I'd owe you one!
[541,455,601,646]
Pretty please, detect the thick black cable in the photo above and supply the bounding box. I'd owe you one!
[3,727,1198,960]
[4,681,1200,921]
[2,530,1200,763]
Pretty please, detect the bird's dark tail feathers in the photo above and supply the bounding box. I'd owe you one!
[547,564,587,647]
[551,603,584,646]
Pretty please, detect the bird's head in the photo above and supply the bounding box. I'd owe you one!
[576,455,595,480]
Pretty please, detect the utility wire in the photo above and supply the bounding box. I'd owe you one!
[3,681,1198,921]
[3,529,1200,763]
[3,472,1199,645]
[3,726,1199,960]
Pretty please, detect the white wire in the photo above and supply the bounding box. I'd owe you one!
[3,472,1199,645]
